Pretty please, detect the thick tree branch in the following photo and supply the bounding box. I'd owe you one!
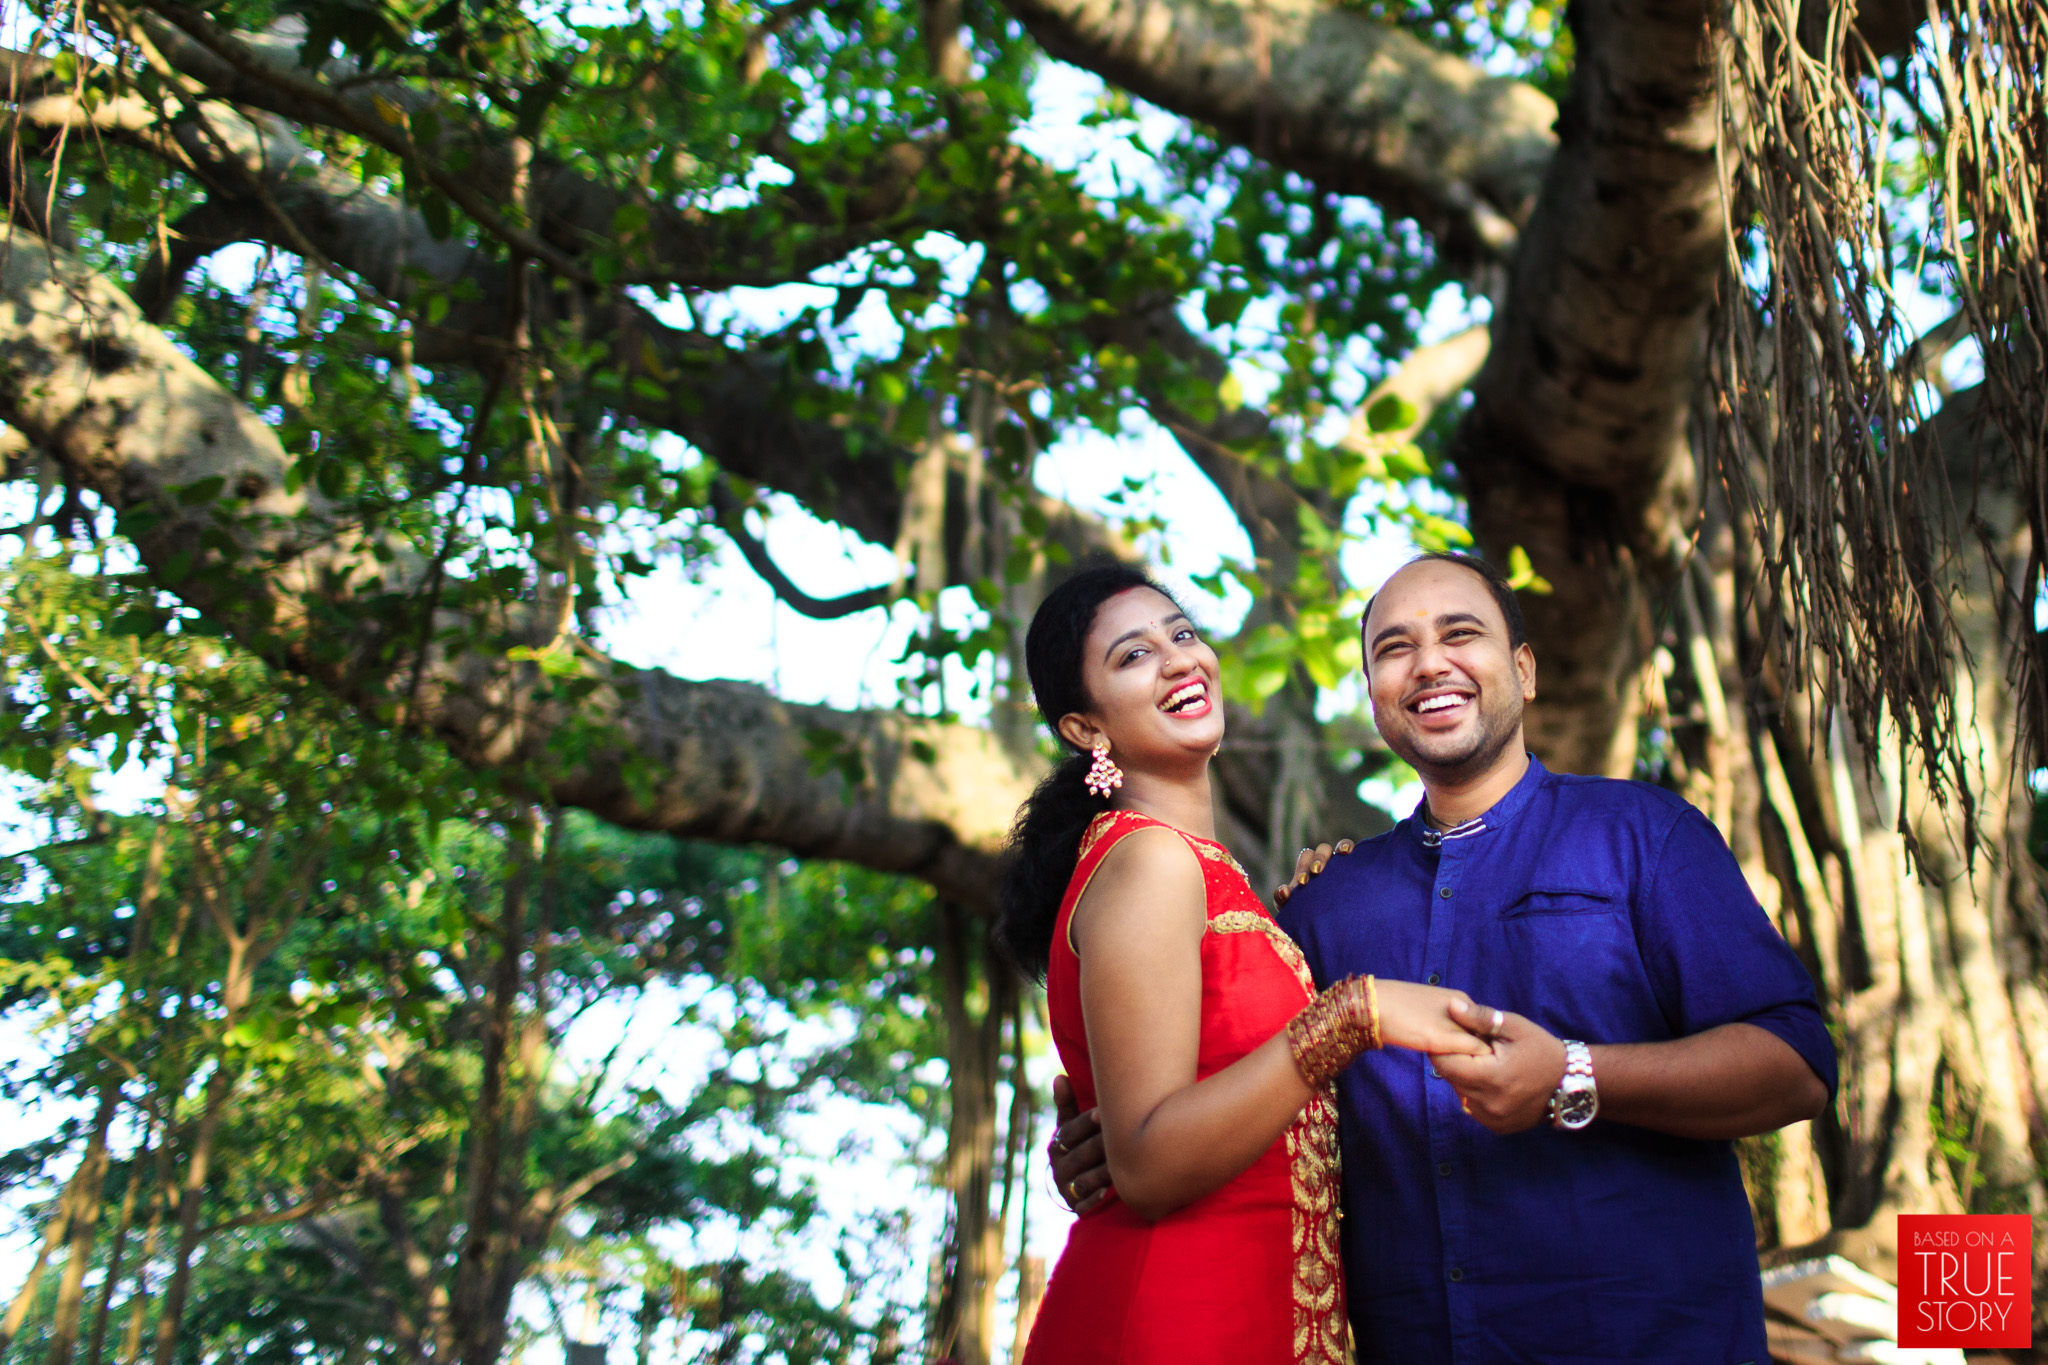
[5,87,1133,591]
[0,226,1034,909]
[1447,0,1727,774]
[1083,294,1313,569]
[997,0,1733,776]
[131,197,272,320]
[996,0,1556,265]
[141,4,596,282]
[132,11,960,290]
[1339,323,1490,452]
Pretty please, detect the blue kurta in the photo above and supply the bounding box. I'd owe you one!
[1277,756,1837,1365]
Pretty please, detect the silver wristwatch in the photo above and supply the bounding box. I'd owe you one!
[1548,1040,1598,1130]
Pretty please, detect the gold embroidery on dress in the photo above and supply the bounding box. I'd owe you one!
[1286,1088,1350,1364]
[1206,910,1318,996]
[1075,811,1124,865]
[1186,836,1249,877]
[1207,909,1348,1361]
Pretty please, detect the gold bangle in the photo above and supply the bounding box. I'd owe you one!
[1286,974,1384,1089]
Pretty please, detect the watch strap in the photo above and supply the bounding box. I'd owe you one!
[1548,1039,1597,1129]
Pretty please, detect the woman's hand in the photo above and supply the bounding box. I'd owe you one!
[1375,980,1502,1057]
[1273,840,1352,907]
[1047,1074,1116,1213]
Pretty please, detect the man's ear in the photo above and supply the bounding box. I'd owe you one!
[1056,713,1103,752]
[1515,642,1538,701]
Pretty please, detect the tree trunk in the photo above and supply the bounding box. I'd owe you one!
[148,818,279,1365]
[928,903,1014,1365]
[2,1188,72,1350]
[1006,1258,1044,1365]
[450,810,540,1365]
[633,1281,661,1365]
[46,1083,122,1365]
[82,1135,146,1365]
[148,1064,234,1365]
[116,1130,177,1365]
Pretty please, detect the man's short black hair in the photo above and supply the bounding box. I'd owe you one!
[1361,551,1528,656]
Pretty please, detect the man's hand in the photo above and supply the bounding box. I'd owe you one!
[1047,1074,1116,1213]
[1433,1001,1566,1134]
[1272,839,1356,907]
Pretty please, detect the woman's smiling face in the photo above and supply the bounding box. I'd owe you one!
[1057,587,1225,768]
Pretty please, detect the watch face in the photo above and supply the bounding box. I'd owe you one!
[1557,1089,1598,1128]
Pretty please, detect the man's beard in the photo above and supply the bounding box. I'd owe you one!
[1382,690,1522,784]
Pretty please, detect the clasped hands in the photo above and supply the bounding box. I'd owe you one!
[1047,842,1571,1214]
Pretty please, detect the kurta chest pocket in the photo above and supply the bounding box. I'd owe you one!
[1500,887,1619,918]
[1494,886,1642,1000]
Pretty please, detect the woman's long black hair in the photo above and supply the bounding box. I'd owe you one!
[998,563,1186,980]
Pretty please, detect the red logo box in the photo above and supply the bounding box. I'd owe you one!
[1898,1213,2032,1348]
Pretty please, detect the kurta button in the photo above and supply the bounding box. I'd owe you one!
[1427,972,1440,985]
[1448,1267,1465,1282]
[1439,886,1452,899]
[1437,1162,1452,1176]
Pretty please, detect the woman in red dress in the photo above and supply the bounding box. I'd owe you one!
[1000,565,1498,1365]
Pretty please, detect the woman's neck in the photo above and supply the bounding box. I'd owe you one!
[1110,765,1218,842]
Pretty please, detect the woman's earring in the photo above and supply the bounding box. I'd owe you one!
[1084,740,1123,798]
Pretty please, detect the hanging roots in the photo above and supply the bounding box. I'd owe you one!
[1711,0,2048,852]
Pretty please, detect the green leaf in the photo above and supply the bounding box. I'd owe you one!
[506,643,581,677]
[1203,287,1251,329]
[1297,635,1334,690]
[108,610,163,637]
[612,201,650,238]
[1218,370,1244,411]
[1505,545,1554,594]
[1243,653,1290,702]
[115,507,163,538]
[1383,446,1433,481]
[1365,393,1419,434]
[420,190,453,241]
[14,744,53,780]
[176,476,227,506]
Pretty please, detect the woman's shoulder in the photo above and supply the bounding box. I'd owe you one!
[1063,816,1207,951]
[1078,814,1204,887]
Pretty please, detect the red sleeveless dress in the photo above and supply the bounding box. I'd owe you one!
[1021,811,1349,1365]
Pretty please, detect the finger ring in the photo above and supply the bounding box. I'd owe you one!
[1049,1137,1069,1158]
[1491,1008,1505,1032]
[1460,1097,1473,1116]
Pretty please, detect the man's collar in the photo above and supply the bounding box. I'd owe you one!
[1412,754,1548,847]
[1416,812,1487,847]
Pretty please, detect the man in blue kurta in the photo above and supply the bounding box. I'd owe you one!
[1051,552,1836,1363]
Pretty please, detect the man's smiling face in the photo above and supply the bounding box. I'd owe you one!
[1362,559,1536,783]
